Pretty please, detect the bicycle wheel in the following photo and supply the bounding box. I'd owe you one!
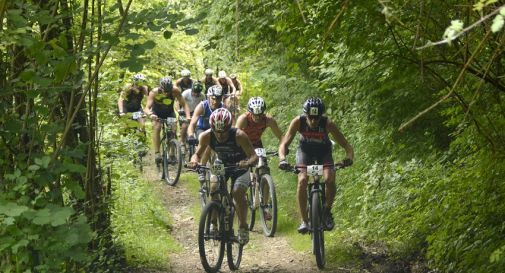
[311,191,325,269]
[162,139,182,186]
[259,174,277,237]
[246,174,256,231]
[226,206,243,271]
[199,201,225,273]
[199,174,210,209]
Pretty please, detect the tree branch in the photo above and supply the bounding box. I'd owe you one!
[399,30,492,131]
[417,4,504,50]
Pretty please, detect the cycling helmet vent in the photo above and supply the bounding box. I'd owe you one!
[207,85,223,97]
[218,70,227,79]
[133,73,146,82]
[210,108,232,132]
[159,77,173,92]
[192,81,203,93]
[247,96,266,115]
[303,97,325,117]
[181,69,191,77]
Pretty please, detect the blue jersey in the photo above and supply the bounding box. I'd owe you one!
[197,100,223,130]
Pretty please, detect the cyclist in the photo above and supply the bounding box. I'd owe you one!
[217,70,236,96]
[176,69,193,91]
[187,85,225,182]
[117,73,149,124]
[229,74,243,97]
[201,68,220,93]
[146,76,191,165]
[188,108,258,245]
[278,97,354,233]
[236,96,283,220]
[176,81,205,149]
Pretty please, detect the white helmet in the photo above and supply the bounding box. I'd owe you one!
[218,70,227,79]
[247,97,266,115]
[181,69,191,77]
[207,85,223,97]
[229,74,237,79]
[132,73,146,82]
[204,68,213,76]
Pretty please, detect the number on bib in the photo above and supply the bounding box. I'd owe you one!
[254,148,266,157]
[306,165,323,176]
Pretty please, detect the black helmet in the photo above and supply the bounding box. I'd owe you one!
[303,97,325,117]
[192,81,203,93]
[160,77,173,92]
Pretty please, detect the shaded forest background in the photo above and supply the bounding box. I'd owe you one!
[1,0,505,272]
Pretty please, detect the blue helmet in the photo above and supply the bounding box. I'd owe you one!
[303,97,325,117]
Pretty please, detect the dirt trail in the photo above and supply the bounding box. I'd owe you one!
[136,154,353,273]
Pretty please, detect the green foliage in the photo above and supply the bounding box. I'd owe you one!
[191,0,505,272]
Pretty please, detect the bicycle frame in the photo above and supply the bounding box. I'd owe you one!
[160,117,177,142]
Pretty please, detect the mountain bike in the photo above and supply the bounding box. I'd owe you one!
[193,161,246,273]
[122,111,147,172]
[283,162,347,269]
[157,117,182,186]
[246,148,278,237]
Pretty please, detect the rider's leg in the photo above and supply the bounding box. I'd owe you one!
[324,168,336,209]
[297,172,309,223]
[180,121,188,144]
[233,171,250,244]
[152,119,162,162]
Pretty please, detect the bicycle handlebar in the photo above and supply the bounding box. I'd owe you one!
[281,162,348,174]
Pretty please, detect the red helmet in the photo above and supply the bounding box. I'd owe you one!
[209,108,233,132]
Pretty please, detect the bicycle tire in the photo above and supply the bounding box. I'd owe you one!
[259,174,277,237]
[163,139,182,186]
[311,191,325,269]
[199,175,210,209]
[199,201,225,273]
[246,174,256,231]
[226,206,243,271]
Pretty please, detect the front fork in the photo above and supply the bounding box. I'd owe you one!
[308,183,325,233]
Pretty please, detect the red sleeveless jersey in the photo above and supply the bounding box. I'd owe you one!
[243,112,267,147]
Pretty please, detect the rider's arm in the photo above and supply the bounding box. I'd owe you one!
[236,129,258,167]
[145,88,157,117]
[235,113,248,130]
[190,130,211,164]
[266,116,283,142]
[226,77,237,94]
[326,120,354,161]
[213,77,221,87]
[234,79,242,96]
[187,102,203,137]
[118,91,126,114]
[278,116,300,161]
[173,87,191,120]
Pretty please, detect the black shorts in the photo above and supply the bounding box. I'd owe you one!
[154,110,175,119]
[295,146,334,166]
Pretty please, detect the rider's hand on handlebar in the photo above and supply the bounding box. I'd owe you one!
[119,112,126,117]
[238,160,250,169]
[342,158,353,167]
[187,135,198,145]
[149,114,158,120]
[278,159,290,170]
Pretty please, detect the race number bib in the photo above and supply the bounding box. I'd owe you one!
[211,163,225,176]
[165,117,177,125]
[307,165,323,176]
[254,148,266,157]
[132,111,143,120]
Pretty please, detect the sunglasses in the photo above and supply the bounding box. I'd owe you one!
[209,96,223,101]
[307,115,321,121]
